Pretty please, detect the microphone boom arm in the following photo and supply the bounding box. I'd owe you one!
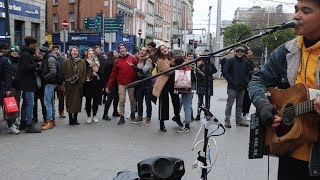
[126,28,277,88]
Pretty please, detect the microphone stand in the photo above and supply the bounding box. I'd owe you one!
[126,27,279,180]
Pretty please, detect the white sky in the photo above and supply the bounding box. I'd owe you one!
[192,0,296,34]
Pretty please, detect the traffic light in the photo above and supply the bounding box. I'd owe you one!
[194,41,198,49]
[177,38,181,47]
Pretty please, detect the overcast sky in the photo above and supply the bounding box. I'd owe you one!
[192,0,296,34]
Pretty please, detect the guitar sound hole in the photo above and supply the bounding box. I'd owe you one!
[283,103,295,125]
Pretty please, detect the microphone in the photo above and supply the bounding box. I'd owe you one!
[270,20,299,30]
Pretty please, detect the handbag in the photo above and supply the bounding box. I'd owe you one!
[174,69,192,89]
[3,96,19,120]
[68,74,80,84]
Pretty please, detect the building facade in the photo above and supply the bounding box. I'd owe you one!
[0,0,46,47]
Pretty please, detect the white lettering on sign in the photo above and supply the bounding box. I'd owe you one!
[0,2,4,8]
[9,5,22,12]
[71,36,88,41]
[123,37,129,42]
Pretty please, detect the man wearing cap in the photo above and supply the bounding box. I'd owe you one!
[222,46,251,128]
[106,44,138,125]
[39,43,59,130]
[248,0,320,179]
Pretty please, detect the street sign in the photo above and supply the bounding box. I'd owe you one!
[62,19,69,29]
[83,16,101,32]
[60,29,68,42]
[104,15,124,33]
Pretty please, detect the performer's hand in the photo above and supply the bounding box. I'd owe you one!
[314,97,320,115]
[258,102,278,127]
[105,88,110,93]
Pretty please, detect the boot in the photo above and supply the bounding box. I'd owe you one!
[117,116,125,125]
[19,121,26,130]
[52,120,56,127]
[160,120,167,132]
[68,113,75,125]
[59,111,66,118]
[102,113,111,121]
[132,116,143,124]
[172,115,183,127]
[25,124,41,133]
[42,120,54,130]
[130,112,136,121]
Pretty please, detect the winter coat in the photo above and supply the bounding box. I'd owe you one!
[41,52,58,85]
[63,57,86,113]
[16,46,39,92]
[106,53,137,89]
[84,58,103,98]
[196,62,217,96]
[223,56,250,91]
[152,57,173,97]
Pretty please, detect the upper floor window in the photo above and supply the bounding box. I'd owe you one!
[69,0,75,3]
[53,14,58,32]
[53,0,58,5]
[69,13,75,32]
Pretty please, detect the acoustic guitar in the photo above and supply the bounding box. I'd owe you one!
[265,83,320,156]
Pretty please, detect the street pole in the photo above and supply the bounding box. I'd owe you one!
[183,5,187,54]
[4,0,11,43]
[207,6,212,50]
[108,0,112,51]
[215,0,222,77]
[101,9,105,51]
[63,29,66,54]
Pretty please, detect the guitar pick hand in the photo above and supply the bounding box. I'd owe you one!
[314,97,320,115]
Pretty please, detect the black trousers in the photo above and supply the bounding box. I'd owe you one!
[85,94,100,117]
[158,83,180,121]
[242,89,251,116]
[33,87,47,121]
[278,156,318,180]
[56,87,65,113]
[104,85,119,115]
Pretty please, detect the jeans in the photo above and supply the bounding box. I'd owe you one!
[135,84,152,118]
[44,84,56,120]
[225,88,245,123]
[181,92,194,124]
[118,85,136,116]
[21,91,34,125]
[104,85,119,115]
[197,94,211,116]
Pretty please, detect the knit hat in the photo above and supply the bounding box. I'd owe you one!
[118,43,126,51]
[39,43,50,53]
[9,45,20,53]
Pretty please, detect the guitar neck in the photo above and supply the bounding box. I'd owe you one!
[295,99,315,116]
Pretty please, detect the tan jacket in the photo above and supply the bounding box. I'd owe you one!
[152,57,172,97]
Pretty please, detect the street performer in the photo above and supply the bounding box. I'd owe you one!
[247,0,320,179]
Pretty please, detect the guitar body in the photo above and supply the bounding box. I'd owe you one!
[265,83,320,156]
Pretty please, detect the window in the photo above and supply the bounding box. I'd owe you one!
[53,0,58,5]
[147,2,154,15]
[69,13,75,32]
[69,0,75,3]
[53,14,58,32]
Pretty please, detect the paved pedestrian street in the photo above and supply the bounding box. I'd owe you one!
[0,79,278,180]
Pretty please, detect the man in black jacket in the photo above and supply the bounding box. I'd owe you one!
[16,36,41,133]
[222,46,250,128]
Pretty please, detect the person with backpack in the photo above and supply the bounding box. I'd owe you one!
[39,43,59,130]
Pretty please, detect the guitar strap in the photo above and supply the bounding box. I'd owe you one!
[309,138,320,176]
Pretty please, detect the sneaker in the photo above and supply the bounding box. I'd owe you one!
[132,116,143,124]
[225,121,231,128]
[130,113,136,121]
[178,127,190,133]
[236,120,249,127]
[172,116,183,127]
[117,116,125,125]
[87,117,93,124]
[25,124,41,133]
[8,124,20,135]
[92,116,99,123]
[145,118,151,126]
[14,119,20,126]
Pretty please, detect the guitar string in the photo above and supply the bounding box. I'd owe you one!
[277,99,315,116]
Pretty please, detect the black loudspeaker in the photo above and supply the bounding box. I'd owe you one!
[137,156,185,180]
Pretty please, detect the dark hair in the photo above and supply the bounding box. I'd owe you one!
[187,52,193,56]
[147,42,156,48]
[0,42,9,50]
[174,56,185,66]
[94,45,101,50]
[24,36,37,46]
[106,51,114,61]
[156,45,166,58]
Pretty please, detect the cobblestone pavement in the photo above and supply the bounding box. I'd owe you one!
[0,79,278,180]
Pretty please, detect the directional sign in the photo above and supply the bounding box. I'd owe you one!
[104,15,124,33]
[83,16,101,32]
[62,19,69,29]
